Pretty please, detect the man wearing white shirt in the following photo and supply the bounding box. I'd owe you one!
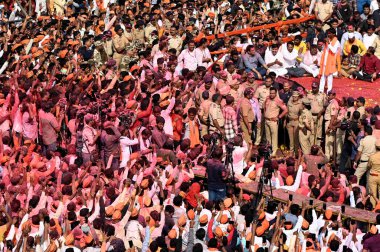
[178,40,198,71]
[264,44,288,76]
[161,97,176,137]
[231,136,248,175]
[282,42,299,69]
[119,130,139,168]
[363,25,378,49]
[300,45,322,77]
[152,42,169,68]
[195,38,213,68]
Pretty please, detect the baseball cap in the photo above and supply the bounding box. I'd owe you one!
[311,82,318,88]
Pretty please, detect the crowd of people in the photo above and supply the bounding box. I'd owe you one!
[1,0,380,251]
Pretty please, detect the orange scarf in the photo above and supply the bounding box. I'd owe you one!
[189,120,200,148]
[319,37,341,76]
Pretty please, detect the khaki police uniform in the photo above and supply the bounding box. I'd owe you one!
[120,45,138,71]
[324,98,339,161]
[240,97,255,145]
[133,29,145,45]
[307,91,326,145]
[105,40,113,57]
[355,135,377,183]
[112,34,128,67]
[195,84,216,108]
[198,99,212,137]
[168,36,183,55]
[264,97,287,154]
[144,23,157,43]
[368,147,380,206]
[209,102,225,134]
[356,106,366,120]
[254,85,271,146]
[299,106,314,155]
[124,31,134,44]
[286,96,303,152]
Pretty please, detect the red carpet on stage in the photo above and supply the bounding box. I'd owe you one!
[293,77,380,106]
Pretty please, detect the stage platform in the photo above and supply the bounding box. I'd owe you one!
[294,77,380,106]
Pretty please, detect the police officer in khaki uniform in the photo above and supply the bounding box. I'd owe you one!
[324,89,339,161]
[133,23,145,45]
[299,98,314,155]
[198,91,212,137]
[120,45,138,72]
[307,82,327,145]
[254,77,272,145]
[112,25,128,67]
[354,125,377,184]
[209,94,225,138]
[263,87,288,155]
[286,91,303,152]
[168,27,183,55]
[93,40,108,67]
[195,74,216,108]
[144,20,158,43]
[368,139,380,206]
[124,24,134,44]
[356,96,366,119]
[103,31,114,57]
[240,88,255,146]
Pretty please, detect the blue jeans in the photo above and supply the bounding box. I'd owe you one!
[246,67,267,78]
[208,188,226,202]
[43,142,57,155]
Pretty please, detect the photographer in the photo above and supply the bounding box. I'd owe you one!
[339,111,361,173]
[101,121,121,170]
[207,146,228,201]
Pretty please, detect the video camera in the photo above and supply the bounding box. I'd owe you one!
[118,111,137,129]
[258,143,274,181]
[339,119,352,131]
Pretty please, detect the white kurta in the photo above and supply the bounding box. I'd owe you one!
[120,136,139,168]
[264,48,288,76]
[281,45,299,68]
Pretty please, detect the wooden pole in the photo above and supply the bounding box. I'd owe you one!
[15,0,28,17]
[29,0,32,16]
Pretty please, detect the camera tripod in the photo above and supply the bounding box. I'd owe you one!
[224,145,237,191]
[252,151,274,221]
